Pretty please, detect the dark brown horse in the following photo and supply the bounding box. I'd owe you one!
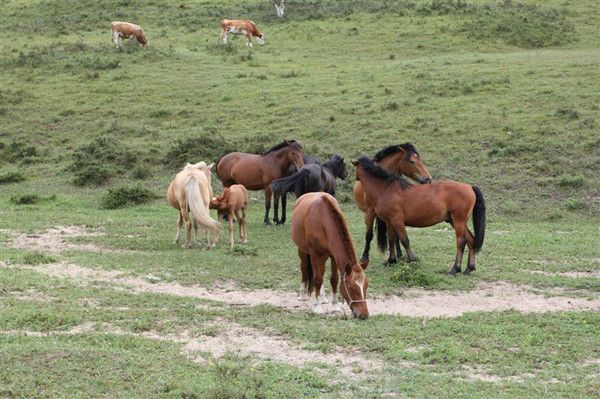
[353,143,432,264]
[352,157,486,276]
[291,192,369,319]
[217,140,304,225]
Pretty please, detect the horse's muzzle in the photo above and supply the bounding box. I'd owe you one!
[419,176,433,184]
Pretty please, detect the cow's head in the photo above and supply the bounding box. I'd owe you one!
[138,31,148,47]
[256,33,265,46]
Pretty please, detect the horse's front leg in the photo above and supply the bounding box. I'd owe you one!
[329,258,341,312]
[360,208,375,263]
[228,210,235,250]
[393,221,417,263]
[263,186,272,225]
[279,192,287,225]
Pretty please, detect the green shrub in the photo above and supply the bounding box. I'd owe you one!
[563,198,586,211]
[101,184,155,209]
[0,140,39,164]
[68,137,139,186]
[22,252,56,265]
[391,265,443,287]
[163,135,235,168]
[10,194,40,205]
[557,174,585,188]
[0,171,26,184]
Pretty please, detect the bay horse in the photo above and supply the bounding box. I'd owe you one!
[291,192,369,319]
[210,184,248,250]
[216,140,304,225]
[167,162,221,249]
[352,157,486,276]
[271,154,347,198]
[353,143,432,264]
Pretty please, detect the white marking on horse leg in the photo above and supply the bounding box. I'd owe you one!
[319,285,329,303]
[113,32,120,47]
[313,297,324,314]
[298,283,308,301]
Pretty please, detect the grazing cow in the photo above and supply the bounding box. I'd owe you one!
[210,185,249,250]
[111,21,148,48]
[220,19,264,47]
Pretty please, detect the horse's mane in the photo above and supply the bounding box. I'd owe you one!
[357,156,411,189]
[263,140,302,155]
[373,143,418,162]
[321,194,359,268]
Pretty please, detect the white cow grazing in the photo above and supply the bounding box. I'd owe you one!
[220,19,264,48]
[111,21,148,48]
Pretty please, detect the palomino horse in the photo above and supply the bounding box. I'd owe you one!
[291,192,369,319]
[352,157,486,276]
[210,184,248,250]
[353,143,432,264]
[167,162,221,249]
[217,140,304,225]
[271,154,347,198]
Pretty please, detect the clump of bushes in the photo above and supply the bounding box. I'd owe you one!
[0,140,39,164]
[163,135,235,168]
[22,252,56,265]
[0,170,25,184]
[68,137,139,186]
[101,184,156,209]
[390,265,443,287]
[10,194,56,205]
[557,174,585,188]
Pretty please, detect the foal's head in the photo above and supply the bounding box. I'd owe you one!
[339,259,369,319]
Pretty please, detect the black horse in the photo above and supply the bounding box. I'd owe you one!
[271,155,347,199]
[275,155,321,225]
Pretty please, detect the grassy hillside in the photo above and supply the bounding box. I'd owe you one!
[1,1,599,397]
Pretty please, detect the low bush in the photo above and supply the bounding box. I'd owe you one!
[22,252,56,265]
[0,171,26,184]
[163,135,235,168]
[101,184,156,209]
[0,140,39,164]
[557,174,585,188]
[10,194,40,205]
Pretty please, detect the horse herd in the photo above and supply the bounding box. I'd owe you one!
[166,140,486,319]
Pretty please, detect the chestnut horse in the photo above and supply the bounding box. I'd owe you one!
[353,143,432,264]
[210,184,248,250]
[167,162,221,249]
[291,192,369,319]
[353,157,486,276]
[217,140,304,225]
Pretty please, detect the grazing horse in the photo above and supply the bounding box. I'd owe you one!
[353,143,432,264]
[220,19,264,47]
[111,21,148,48]
[217,140,304,225]
[291,192,369,319]
[271,154,347,198]
[167,162,221,249]
[210,185,248,250]
[275,155,322,226]
[352,157,486,276]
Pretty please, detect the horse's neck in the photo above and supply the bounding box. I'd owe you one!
[264,148,289,169]
[359,174,386,205]
[378,154,402,173]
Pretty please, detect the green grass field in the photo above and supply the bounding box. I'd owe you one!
[1,0,599,397]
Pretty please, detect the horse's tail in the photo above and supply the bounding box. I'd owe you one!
[471,186,486,253]
[271,169,310,197]
[185,175,221,233]
[376,216,388,253]
[304,253,314,295]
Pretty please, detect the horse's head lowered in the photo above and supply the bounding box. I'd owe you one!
[339,259,369,319]
[328,154,348,180]
[374,143,432,184]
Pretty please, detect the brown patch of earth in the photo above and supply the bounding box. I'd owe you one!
[3,225,132,254]
[3,262,599,318]
[461,365,535,383]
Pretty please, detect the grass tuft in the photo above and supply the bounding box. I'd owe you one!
[100,184,156,209]
[0,171,26,184]
[390,265,444,287]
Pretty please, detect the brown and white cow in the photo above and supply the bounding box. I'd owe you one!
[111,21,148,48]
[220,19,264,48]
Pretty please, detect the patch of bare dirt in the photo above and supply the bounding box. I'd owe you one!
[4,225,131,254]
[9,288,55,303]
[461,365,535,383]
[527,270,600,279]
[4,262,599,318]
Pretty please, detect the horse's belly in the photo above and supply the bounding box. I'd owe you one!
[404,211,446,228]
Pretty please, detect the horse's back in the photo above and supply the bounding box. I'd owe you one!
[291,193,334,251]
[217,152,266,189]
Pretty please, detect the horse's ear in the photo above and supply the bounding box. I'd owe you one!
[359,258,369,270]
[351,159,359,166]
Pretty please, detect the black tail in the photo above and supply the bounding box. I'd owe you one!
[305,254,314,295]
[472,186,486,252]
[271,169,310,197]
[376,217,388,253]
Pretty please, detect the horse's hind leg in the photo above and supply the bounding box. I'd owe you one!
[241,207,248,243]
[449,221,468,276]
[273,191,282,225]
[298,250,310,300]
[280,192,287,225]
[228,210,235,250]
[463,228,477,275]
[174,211,183,244]
[386,224,398,265]
[310,253,327,314]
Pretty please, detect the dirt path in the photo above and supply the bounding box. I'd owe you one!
[3,261,599,318]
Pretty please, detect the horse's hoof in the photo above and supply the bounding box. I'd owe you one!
[447,271,457,277]
[463,268,475,275]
